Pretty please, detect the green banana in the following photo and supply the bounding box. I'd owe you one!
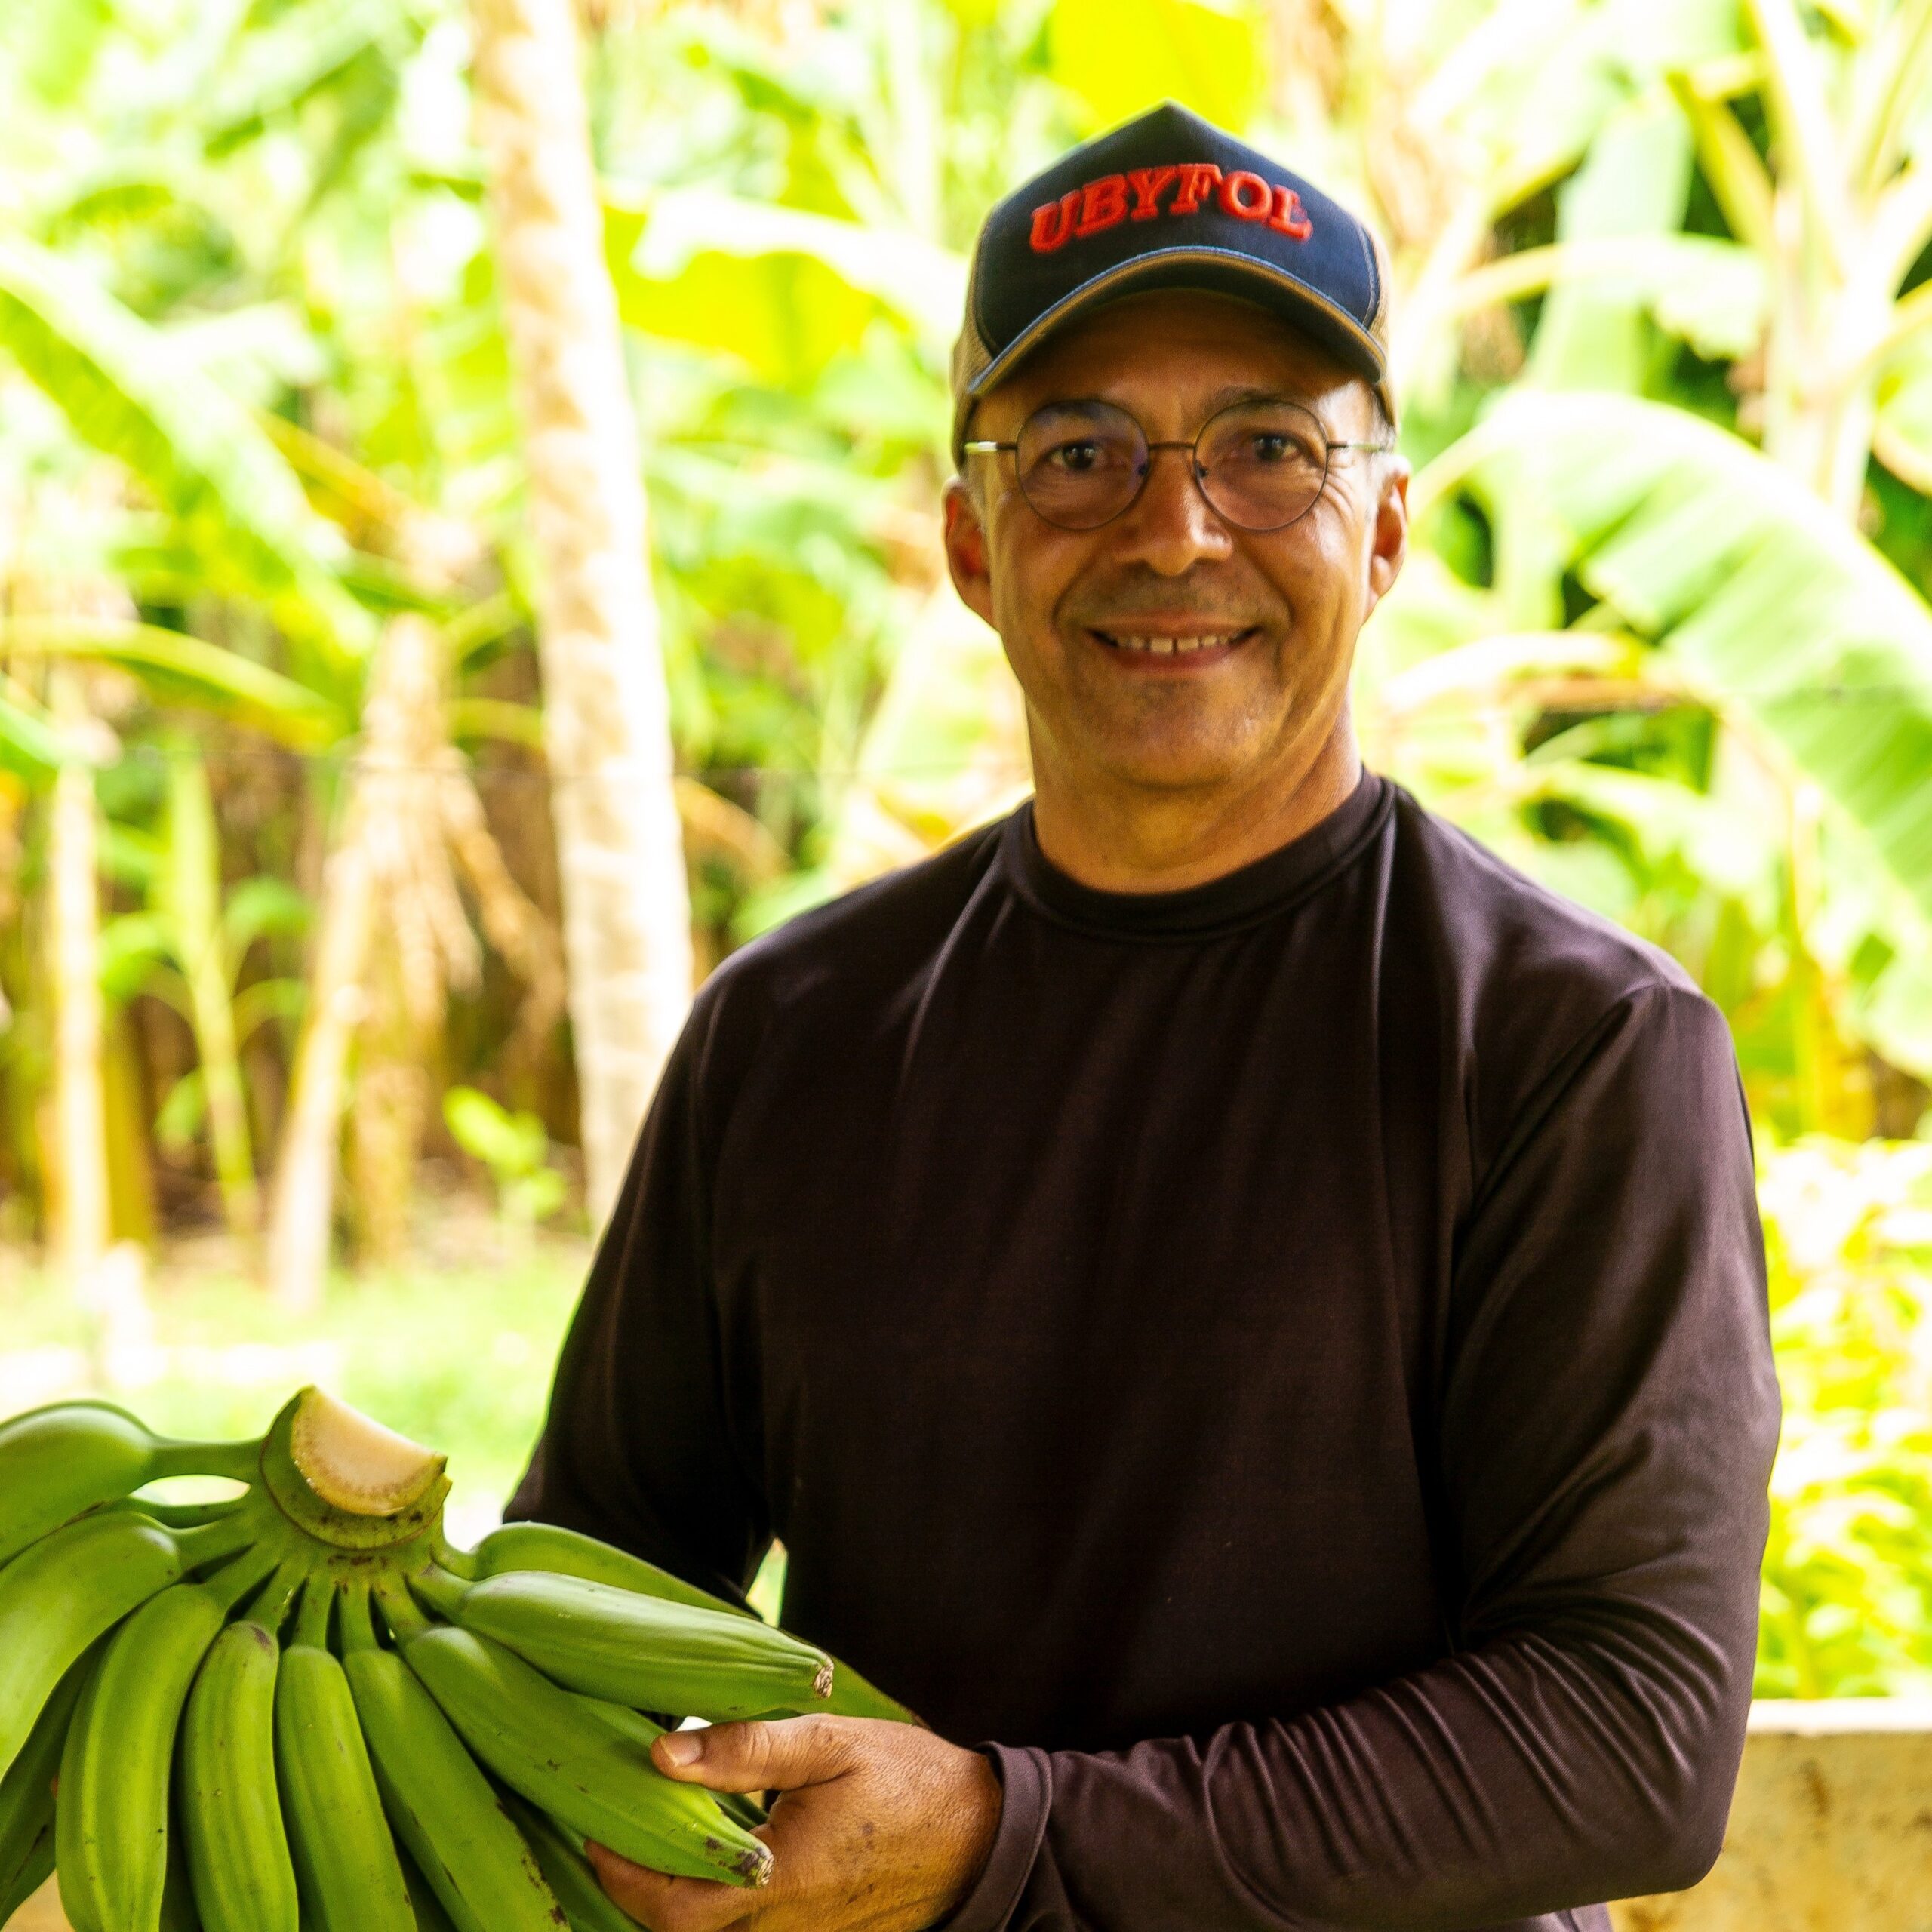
[0,1820,52,1930]
[0,1641,97,1908]
[450,1521,745,1614]
[272,1578,415,1932]
[377,1581,771,1888]
[567,1702,766,1834]
[447,1521,918,1724]
[500,1793,641,1932]
[158,1825,202,1932]
[398,1845,460,1932]
[337,1582,561,1932]
[57,1545,279,1932]
[414,1564,832,1721]
[0,1401,257,1571]
[0,1506,255,1780]
[180,1567,304,1932]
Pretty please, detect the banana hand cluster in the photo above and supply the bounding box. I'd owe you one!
[0,1387,916,1930]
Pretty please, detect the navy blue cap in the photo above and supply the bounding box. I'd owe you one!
[951,101,1394,461]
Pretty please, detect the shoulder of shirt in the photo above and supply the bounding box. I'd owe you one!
[1387,782,1703,1016]
[1383,786,1735,1185]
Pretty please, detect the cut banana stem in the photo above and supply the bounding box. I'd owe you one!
[288,1389,444,1517]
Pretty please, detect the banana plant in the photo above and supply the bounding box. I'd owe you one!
[1373,386,1932,1104]
[100,745,309,1241]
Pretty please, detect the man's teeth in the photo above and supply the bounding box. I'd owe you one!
[1103,632,1239,654]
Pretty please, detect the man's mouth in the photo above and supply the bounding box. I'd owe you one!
[1089,626,1257,660]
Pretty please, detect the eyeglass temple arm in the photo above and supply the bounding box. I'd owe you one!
[964,438,1392,454]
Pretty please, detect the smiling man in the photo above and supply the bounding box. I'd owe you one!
[509,104,1780,1932]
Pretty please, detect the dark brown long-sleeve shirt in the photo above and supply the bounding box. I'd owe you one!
[509,773,1780,1931]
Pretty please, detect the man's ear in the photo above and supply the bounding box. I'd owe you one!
[943,475,996,630]
[1363,459,1410,619]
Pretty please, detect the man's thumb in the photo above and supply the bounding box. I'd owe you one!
[650,1715,848,1793]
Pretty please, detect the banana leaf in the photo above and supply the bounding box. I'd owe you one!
[0,684,85,777]
[0,235,373,673]
[0,617,346,748]
[1413,389,1932,925]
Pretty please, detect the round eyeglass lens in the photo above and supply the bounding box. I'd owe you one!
[1014,401,1148,530]
[1195,399,1330,531]
[1009,398,1334,531]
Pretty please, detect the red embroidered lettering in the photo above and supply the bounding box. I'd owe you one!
[1076,174,1130,237]
[1169,163,1223,214]
[1269,183,1313,239]
[1127,166,1179,220]
[1029,190,1081,253]
[1220,171,1273,220]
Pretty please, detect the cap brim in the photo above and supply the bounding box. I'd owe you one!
[964,245,1387,404]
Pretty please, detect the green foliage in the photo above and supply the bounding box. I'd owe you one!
[1758,1137,1932,1697]
[443,1088,567,1232]
[1046,0,1268,135]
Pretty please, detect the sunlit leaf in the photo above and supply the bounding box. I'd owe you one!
[1044,0,1268,136]
[0,238,373,670]
[1417,392,1932,928]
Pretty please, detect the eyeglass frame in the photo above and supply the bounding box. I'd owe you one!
[961,395,1395,534]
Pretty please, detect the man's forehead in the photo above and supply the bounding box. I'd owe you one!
[980,289,1363,420]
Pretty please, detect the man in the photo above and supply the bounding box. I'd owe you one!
[509,103,1780,1932]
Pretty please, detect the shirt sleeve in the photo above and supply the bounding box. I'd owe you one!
[944,984,1780,1932]
[503,997,772,1607]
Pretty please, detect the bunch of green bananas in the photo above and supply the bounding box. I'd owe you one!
[0,1386,915,1932]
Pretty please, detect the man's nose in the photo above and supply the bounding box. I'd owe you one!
[1109,445,1234,574]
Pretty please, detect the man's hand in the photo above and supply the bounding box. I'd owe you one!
[584,1715,1003,1932]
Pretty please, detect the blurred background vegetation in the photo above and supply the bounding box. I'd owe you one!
[2,0,1932,1695]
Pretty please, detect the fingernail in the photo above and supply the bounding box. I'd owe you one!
[657,1731,702,1767]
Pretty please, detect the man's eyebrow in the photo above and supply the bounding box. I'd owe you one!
[1200,382,1315,412]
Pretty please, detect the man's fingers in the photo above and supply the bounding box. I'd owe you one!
[584,1840,753,1932]
[651,1714,855,1794]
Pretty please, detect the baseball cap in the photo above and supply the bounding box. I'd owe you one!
[950,101,1395,465]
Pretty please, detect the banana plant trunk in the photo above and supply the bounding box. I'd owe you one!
[266,804,374,1312]
[45,663,110,1283]
[470,0,694,1225]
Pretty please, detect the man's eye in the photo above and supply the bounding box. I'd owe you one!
[1051,441,1103,472]
[1250,435,1294,463]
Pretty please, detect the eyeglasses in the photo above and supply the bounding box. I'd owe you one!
[963,396,1391,533]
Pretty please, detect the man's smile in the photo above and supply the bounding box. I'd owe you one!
[1087,624,1260,667]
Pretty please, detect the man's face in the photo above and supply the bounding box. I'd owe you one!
[943,291,1409,802]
